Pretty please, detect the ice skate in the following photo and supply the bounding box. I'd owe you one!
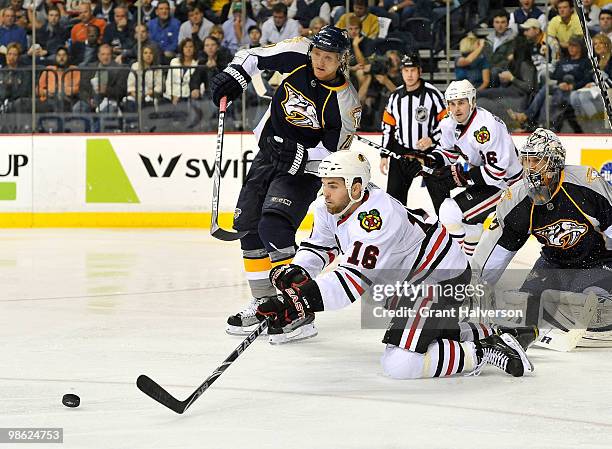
[473,333,534,377]
[492,324,539,350]
[226,297,273,336]
[268,313,318,345]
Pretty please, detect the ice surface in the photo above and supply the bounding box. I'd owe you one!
[1,229,611,449]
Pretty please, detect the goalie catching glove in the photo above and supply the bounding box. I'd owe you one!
[265,136,308,175]
[210,64,251,107]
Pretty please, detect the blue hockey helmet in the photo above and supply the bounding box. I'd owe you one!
[310,26,350,55]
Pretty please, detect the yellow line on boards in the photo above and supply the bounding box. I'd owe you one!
[0,213,315,230]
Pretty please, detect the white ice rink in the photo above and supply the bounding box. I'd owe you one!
[2,229,612,449]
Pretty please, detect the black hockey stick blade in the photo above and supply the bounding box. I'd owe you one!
[211,226,248,241]
[137,374,189,414]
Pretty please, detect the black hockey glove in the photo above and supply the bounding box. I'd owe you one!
[256,281,323,325]
[265,136,308,175]
[397,157,422,181]
[434,164,470,190]
[270,264,312,291]
[210,64,251,107]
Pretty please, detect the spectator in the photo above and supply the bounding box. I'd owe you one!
[118,23,161,65]
[509,0,547,33]
[346,14,374,102]
[71,23,100,66]
[221,1,255,54]
[0,43,31,127]
[569,33,612,118]
[178,5,213,52]
[35,7,69,59]
[74,43,128,113]
[25,0,68,30]
[547,0,583,51]
[102,6,134,58]
[209,23,224,41]
[139,0,157,24]
[37,46,80,112]
[302,15,325,37]
[10,0,28,30]
[173,0,197,22]
[164,37,199,105]
[148,0,181,61]
[456,33,490,91]
[123,43,163,112]
[480,36,538,121]
[248,24,261,47]
[293,0,330,30]
[0,8,27,50]
[336,0,379,39]
[594,9,612,39]
[486,10,516,86]
[260,3,299,45]
[218,0,256,25]
[548,0,559,21]
[71,1,106,43]
[476,0,504,26]
[521,17,560,83]
[510,35,592,132]
[583,0,601,31]
[93,0,116,23]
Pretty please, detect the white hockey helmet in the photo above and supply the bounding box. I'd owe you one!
[519,128,566,205]
[318,150,371,215]
[444,80,477,123]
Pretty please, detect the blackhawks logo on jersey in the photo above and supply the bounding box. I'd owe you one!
[358,209,382,232]
[473,126,491,144]
[533,219,589,249]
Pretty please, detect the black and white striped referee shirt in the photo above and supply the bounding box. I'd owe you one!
[381,80,446,153]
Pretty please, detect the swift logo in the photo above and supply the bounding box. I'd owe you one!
[139,154,182,177]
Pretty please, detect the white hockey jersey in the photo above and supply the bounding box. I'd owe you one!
[293,185,468,310]
[432,107,522,188]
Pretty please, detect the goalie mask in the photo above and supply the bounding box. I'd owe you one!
[519,128,566,205]
[318,151,371,217]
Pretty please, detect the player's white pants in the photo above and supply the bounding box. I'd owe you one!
[438,198,483,258]
[381,340,478,379]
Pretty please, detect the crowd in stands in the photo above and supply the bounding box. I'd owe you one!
[0,0,608,132]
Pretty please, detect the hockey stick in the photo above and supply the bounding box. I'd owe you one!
[353,134,435,175]
[574,0,612,128]
[210,96,248,241]
[137,318,268,414]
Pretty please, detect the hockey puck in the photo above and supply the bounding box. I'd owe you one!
[62,393,80,408]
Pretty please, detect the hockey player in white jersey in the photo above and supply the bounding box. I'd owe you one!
[415,80,523,258]
[472,128,612,348]
[255,151,534,378]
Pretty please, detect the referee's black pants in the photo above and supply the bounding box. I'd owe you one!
[386,157,451,214]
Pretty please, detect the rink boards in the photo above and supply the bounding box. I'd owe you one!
[0,132,609,227]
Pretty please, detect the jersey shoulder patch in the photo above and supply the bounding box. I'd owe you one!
[473,125,491,144]
[358,209,382,232]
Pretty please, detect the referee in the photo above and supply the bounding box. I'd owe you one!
[380,53,449,212]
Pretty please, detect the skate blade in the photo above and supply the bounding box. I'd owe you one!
[268,324,318,345]
[226,323,263,336]
[501,333,534,374]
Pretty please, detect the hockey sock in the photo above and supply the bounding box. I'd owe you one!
[381,340,478,379]
[458,321,494,341]
[242,248,275,298]
[259,213,298,268]
[463,223,483,258]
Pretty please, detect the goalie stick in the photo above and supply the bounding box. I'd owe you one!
[353,134,434,175]
[574,0,612,128]
[210,96,248,241]
[137,318,268,414]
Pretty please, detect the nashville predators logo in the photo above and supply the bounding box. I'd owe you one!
[281,83,320,129]
[358,209,382,232]
[473,126,491,144]
[533,219,589,249]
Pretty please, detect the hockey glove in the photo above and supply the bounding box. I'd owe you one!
[256,281,324,325]
[265,136,308,175]
[210,64,251,107]
[270,264,312,291]
[434,164,470,189]
[397,157,422,181]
